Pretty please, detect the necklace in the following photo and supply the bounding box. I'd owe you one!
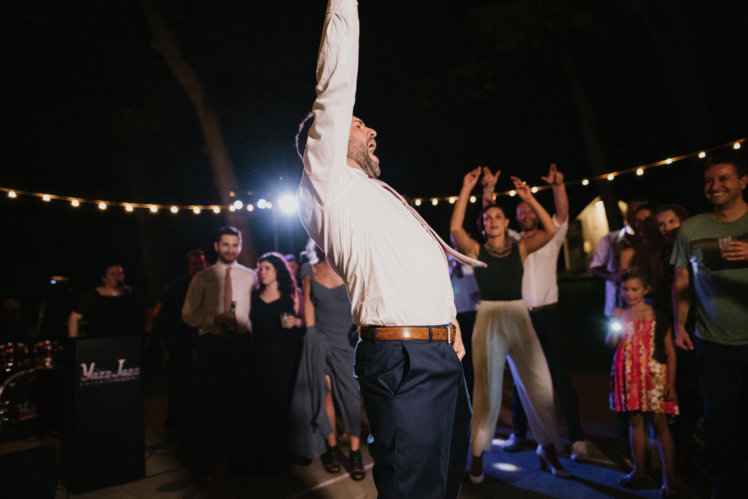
[485,241,512,256]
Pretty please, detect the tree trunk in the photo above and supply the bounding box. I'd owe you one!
[558,50,624,230]
[137,0,256,265]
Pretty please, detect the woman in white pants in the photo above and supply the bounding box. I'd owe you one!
[450,167,568,483]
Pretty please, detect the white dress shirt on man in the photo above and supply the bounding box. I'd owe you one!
[182,261,256,335]
[522,217,568,308]
[297,0,479,327]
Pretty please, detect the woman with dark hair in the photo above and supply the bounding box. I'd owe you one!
[451,167,568,483]
[67,263,149,338]
[285,242,365,480]
[248,252,304,467]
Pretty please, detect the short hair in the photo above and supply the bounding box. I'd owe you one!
[295,112,314,161]
[619,266,652,289]
[634,202,657,216]
[655,203,689,222]
[216,225,242,244]
[705,150,747,178]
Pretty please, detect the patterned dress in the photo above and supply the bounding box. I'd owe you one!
[610,317,679,414]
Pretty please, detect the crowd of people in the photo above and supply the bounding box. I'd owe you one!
[4,1,744,498]
[46,149,746,499]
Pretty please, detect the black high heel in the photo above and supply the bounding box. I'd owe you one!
[537,444,571,478]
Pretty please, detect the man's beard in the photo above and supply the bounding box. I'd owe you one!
[348,140,381,178]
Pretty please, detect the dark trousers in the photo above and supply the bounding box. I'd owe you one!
[193,334,251,467]
[511,306,584,443]
[694,337,748,499]
[354,339,471,499]
[456,311,476,396]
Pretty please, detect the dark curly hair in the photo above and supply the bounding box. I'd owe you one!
[256,252,297,299]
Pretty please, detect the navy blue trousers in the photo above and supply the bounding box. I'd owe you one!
[354,339,471,499]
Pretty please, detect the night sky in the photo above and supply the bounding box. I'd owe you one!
[3,0,747,301]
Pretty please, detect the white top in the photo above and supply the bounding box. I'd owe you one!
[297,0,462,326]
[182,261,257,335]
[589,227,632,317]
[522,217,568,308]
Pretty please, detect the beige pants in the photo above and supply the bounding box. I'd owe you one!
[470,299,563,454]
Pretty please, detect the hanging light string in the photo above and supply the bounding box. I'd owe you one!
[411,138,744,206]
[1,139,743,213]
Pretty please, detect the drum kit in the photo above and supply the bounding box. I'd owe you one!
[0,340,63,432]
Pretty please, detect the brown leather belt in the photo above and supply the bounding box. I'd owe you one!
[527,302,558,313]
[360,325,455,343]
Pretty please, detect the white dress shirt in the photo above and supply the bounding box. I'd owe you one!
[522,217,568,308]
[182,261,257,335]
[297,0,472,326]
[589,226,633,317]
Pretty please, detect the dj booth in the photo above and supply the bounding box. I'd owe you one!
[61,336,145,492]
[1,335,145,494]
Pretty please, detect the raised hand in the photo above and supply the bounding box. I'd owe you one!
[480,167,501,190]
[462,166,482,190]
[541,163,564,186]
[510,176,532,201]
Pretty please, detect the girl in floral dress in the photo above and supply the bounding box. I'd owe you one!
[606,267,678,498]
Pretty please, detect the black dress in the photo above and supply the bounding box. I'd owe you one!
[249,293,303,456]
[74,289,147,337]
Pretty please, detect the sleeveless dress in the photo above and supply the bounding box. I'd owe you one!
[285,263,361,460]
[471,244,563,454]
[249,293,303,454]
[610,317,679,414]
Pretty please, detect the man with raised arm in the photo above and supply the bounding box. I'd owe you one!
[296,1,483,497]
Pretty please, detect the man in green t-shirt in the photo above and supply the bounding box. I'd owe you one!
[672,150,748,499]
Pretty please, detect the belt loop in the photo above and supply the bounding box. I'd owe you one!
[428,326,433,341]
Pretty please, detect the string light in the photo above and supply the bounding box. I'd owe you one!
[2,138,743,214]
